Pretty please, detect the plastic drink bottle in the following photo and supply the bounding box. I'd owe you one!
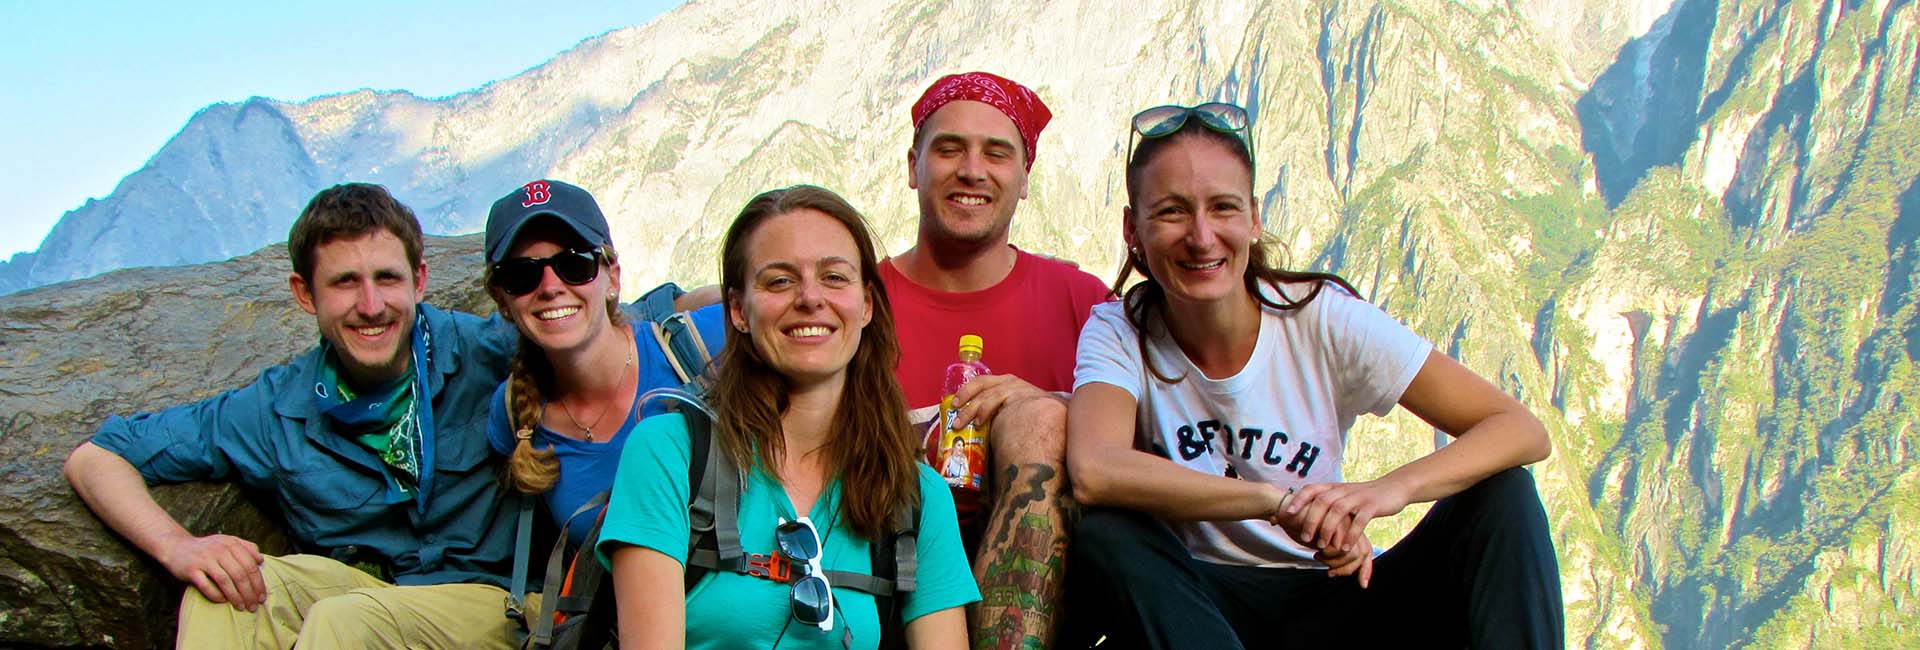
[927,334,989,493]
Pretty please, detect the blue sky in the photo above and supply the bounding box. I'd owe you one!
[0,0,682,260]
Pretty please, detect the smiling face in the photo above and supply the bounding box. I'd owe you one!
[1125,134,1260,309]
[727,208,874,391]
[494,223,621,357]
[908,100,1029,249]
[289,230,427,388]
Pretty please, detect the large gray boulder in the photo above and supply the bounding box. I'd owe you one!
[0,234,494,649]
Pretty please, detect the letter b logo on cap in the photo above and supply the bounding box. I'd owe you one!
[521,181,552,208]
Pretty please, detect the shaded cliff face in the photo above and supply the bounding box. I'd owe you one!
[1567,0,1920,647]
[0,235,494,649]
[0,100,324,294]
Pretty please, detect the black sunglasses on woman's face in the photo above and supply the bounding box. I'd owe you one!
[488,249,602,296]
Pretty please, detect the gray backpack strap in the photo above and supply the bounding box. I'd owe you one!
[626,389,743,584]
[529,492,611,646]
[709,436,744,563]
[874,505,920,650]
[684,426,726,573]
[890,505,918,593]
[506,494,534,627]
[682,403,720,586]
[503,378,536,631]
[683,418,752,578]
[811,507,918,598]
[822,570,894,595]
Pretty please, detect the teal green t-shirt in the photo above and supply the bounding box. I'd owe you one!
[597,413,980,650]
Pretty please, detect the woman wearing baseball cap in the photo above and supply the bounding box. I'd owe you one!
[481,178,727,554]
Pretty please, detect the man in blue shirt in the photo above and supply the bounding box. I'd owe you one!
[65,183,551,648]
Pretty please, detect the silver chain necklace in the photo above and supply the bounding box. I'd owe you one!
[559,331,634,442]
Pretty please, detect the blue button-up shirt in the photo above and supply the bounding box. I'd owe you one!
[91,304,520,588]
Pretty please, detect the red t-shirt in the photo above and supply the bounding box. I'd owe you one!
[881,248,1113,413]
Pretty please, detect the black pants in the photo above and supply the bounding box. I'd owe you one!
[1060,467,1563,649]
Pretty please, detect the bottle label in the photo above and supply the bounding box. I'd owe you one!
[933,394,987,491]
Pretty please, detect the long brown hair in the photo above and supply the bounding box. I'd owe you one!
[1116,118,1359,383]
[482,237,627,494]
[711,185,919,541]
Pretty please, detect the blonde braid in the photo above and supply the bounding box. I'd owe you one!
[505,343,560,494]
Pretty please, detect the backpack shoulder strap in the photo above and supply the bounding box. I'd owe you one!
[634,281,717,392]
[875,505,920,650]
[528,491,612,646]
[649,311,718,395]
[667,312,716,384]
[504,380,537,636]
[816,503,919,650]
[634,282,686,323]
[683,401,716,590]
[890,504,918,593]
[665,393,746,590]
[821,505,919,593]
[506,493,534,634]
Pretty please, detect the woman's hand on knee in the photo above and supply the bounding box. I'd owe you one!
[1315,531,1375,589]
[1283,479,1412,554]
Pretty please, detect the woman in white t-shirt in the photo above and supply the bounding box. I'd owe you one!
[1060,103,1563,649]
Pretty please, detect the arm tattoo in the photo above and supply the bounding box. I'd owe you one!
[970,462,1076,650]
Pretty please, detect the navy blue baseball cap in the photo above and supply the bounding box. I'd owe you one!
[485,179,612,263]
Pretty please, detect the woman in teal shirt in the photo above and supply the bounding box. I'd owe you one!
[598,185,978,649]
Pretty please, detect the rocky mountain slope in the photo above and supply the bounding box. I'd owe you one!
[0,236,495,648]
[2,0,1913,647]
[1569,0,1920,646]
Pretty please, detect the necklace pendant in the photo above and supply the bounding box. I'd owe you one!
[585,429,595,443]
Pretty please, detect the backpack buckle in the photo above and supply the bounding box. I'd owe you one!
[689,505,716,532]
[744,552,795,583]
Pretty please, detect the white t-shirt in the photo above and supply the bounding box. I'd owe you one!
[1073,280,1432,567]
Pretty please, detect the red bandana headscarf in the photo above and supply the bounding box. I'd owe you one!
[910,72,1053,171]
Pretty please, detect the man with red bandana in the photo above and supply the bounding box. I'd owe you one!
[881,71,1110,649]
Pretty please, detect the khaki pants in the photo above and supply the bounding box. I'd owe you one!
[176,554,527,650]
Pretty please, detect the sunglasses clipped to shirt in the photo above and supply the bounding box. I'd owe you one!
[488,248,604,296]
[776,516,837,633]
[1126,101,1255,170]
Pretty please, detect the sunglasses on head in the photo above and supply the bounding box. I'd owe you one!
[488,248,603,296]
[1126,102,1255,170]
[776,517,835,632]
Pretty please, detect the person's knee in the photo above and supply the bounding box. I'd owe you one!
[1441,467,1551,544]
[1465,467,1545,513]
[303,591,395,638]
[987,394,1067,467]
[179,584,217,610]
[1070,508,1154,569]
